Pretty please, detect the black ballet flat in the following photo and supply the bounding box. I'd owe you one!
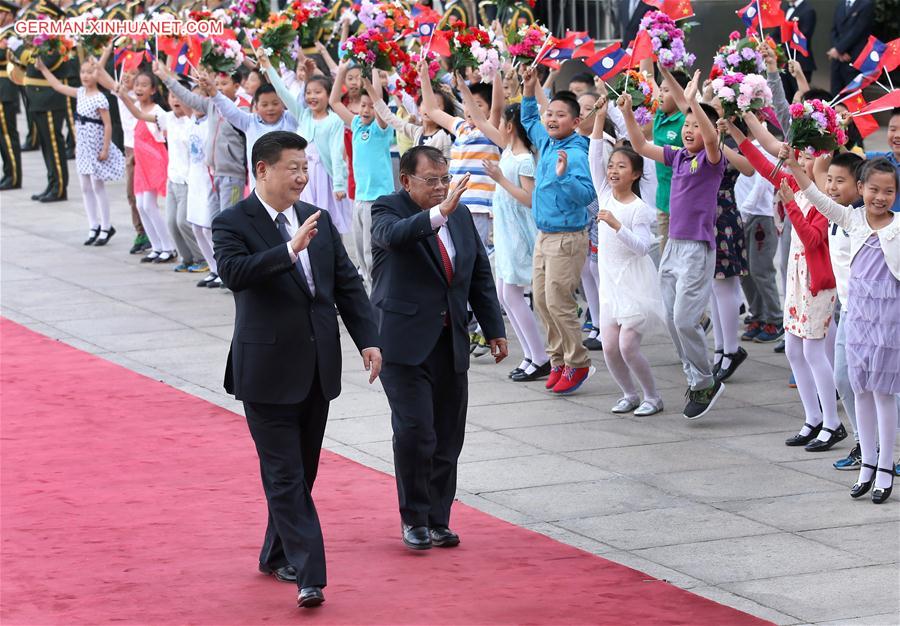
[84,228,100,246]
[872,467,894,504]
[805,424,847,452]
[785,422,822,446]
[850,463,877,498]
[712,349,723,377]
[714,347,748,383]
[509,359,532,379]
[93,226,116,246]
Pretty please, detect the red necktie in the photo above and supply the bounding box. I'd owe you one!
[436,231,453,283]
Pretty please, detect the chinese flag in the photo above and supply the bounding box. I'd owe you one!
[860,90,900,115]
[629,30,654,66]
[426,29,451,58]
[662,0,694,20]
[842,92,879,139]
[757,0,785,28]
[882,38,900,72]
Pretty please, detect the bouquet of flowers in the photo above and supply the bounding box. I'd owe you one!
[710,31,766,79]
[341,28,409,79]
[607,69,657,126]
[286,0,331,47]
[394,51,442,100]
[31,31,75,66]
[773,99,848,174]
[710,72,772,118]
[507,23,551,66]
[255,13,299,69]
[359,0,412,37]
[232,0,270,28]
[200,37,245,73]
[639,10,695,71]
[447,23,501,82]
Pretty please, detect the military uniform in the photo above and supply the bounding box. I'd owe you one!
[0,1,21,189]
[17,0,71,201]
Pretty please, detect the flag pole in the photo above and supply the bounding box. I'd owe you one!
[886,71,895,91]
[830,88,861,107]
[530,34,554,69]
[423,26,437,59]
[755,0,765,41]
[874,79,892,94]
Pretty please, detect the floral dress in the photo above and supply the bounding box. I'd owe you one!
[714,163,748,279]
[75,87,124,181]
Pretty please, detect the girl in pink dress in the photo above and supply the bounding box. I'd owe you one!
[118,73,173,262]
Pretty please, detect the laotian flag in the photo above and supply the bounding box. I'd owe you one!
[544,31,594,62]
[171,37,202,76]
[737,0,784,29]
[412,3,441,37]
[586,43,630,81]
[781,20,809,57]
[838,71,881,95]
[852,35,887,74]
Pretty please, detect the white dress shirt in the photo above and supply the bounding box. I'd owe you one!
[785,0,804,21]
[257,191,316,296]
[429,207,456,270]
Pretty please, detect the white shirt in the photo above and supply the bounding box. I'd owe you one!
[257,191,317,296]
[117,92,138,149]
[156,111,190,185]
[429,207,456,270]
[829,222,852,305]
[735,141,776,218]
[785,0,804,20]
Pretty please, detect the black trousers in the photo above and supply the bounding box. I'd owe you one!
[830,59,857,96]
[380,328,468,528]
[243,375,329,590]
[34,108,68,197]
[20,88,38,149]
[0,100,21,187]
[64,93,76,154]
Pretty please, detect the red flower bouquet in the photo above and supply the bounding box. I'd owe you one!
[341,28,409,79]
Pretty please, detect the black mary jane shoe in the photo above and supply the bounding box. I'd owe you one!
[509,359,532,379]
[805,424,847,452]
[94,226,116,246]
[872,467,895,504]
[84,228,100,246]
[715,347,748,383]
[785,422,822,446]
[712,350,723,377]
[850,463,877,499]
[511,360,552,382]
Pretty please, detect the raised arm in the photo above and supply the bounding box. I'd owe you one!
[520,67,549,147]
[742,111,783,157]
[158,62,210,112]
[115,82,157,123]
[489,68,504,129]
[33,58,78,97]
[366,72,389,129]
[619,94,665,163]
[716,120,755,176]
[329,61,355,126]
[372,93,420,140]
[456,73,504,147]
[314,41,339,75]
[419,60,462,134]
[210,90,251,132]
[261,51,305,120]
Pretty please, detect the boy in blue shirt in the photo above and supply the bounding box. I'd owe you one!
[331,62,395,292]
[521,67,597,395]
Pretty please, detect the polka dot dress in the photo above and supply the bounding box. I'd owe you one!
[75,87,125,182]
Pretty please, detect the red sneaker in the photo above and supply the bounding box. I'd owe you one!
[545,366,563,390]
[552,365,595,395]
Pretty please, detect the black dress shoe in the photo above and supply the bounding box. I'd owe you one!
[582,336,603,350]
[84,228,100,245]
[0,177,19,190]
[872,467,894,504]
[509,359,531,379]
[712,350,723,377]
[401,523,432,550]
[429,526,460,547]
[805,424,847,452]
[850,463,877,499]
[21,142,39,152]
[94,226,116,246]
[511,360,552,382]
[773,339,785,353]
[785,422,822,446]
[714,347,748,383]
[31,189,50,201]
[39,192,67,203]
[297,586,325,608]
[258,563,297,583]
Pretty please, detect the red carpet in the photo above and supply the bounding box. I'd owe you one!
[1,318,770,625]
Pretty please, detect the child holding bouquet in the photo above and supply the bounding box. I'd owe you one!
[785,153,899,503]
[622,67,726,419]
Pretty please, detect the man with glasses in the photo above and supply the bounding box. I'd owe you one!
[371,145,508,551]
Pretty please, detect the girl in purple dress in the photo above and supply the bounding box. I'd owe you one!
[785,155,899,504]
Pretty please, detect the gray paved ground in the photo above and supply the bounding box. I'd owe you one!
[2,137,899,626]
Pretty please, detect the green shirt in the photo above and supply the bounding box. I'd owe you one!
[652,109,685,214]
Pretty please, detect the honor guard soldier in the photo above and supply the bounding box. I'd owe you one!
[19,0,71,201]
[0,0,20,190]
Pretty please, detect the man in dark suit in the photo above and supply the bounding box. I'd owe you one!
[212,131,380,609]
[780,0,816,102]
[618,0,653,47]
[828,0,874,94]
[371,146,507,551]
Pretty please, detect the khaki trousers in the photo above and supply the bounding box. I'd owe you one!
[532,230,591,369]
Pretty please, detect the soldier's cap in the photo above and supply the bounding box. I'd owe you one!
[38,0,66,18]
[0,0,18,14]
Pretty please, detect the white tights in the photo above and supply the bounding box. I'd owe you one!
[496,278,548,368]
[785,332,839,441]
[79,174,110,231]
[191,224,218,274]
[599,323,659,402]
[709,276,742,369]
[855,390,898,489]
[580,256,600,330]
[136,191,174,252]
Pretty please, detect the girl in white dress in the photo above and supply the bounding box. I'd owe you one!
[589,98,666,416]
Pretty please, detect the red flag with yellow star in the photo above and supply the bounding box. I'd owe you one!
[842,92,879,138]
[662,0,694,20]
[881,37,900,72]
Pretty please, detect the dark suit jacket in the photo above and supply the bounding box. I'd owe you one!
[212,192,378,405]
[618,0,653,48]
[370,190,504,374]
[785,1,817,73]
[830,0,873,58]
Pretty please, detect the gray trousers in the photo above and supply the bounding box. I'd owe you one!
[165,180,202,265]
[211,175,245,214]
[352,199,373,292]
[741,215,782,324]
[660,239,715,390]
